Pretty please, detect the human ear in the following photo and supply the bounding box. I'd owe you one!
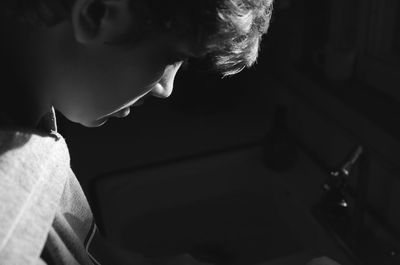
[71,0,134,45]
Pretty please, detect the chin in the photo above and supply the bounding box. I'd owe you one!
[60,110,108,128]
[77,117,109,128]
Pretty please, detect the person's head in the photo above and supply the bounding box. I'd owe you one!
[2,0,273,127]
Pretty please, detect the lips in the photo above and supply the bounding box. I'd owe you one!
[113,98,145,117]
[85,117,108,127]
[132,99,145,107]
[113,107,131,118]
[93,96,147,125]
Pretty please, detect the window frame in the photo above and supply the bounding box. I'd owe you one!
[355,0,400,99]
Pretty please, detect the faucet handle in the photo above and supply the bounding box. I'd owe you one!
[341,145,363,176]
[324,145,363,190]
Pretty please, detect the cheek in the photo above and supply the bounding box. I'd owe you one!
[58,57,166,123]
[52,41,168,124]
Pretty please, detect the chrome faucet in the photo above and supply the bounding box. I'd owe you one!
[316,145,363,222]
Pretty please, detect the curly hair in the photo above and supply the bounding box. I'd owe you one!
[4,0,273,76]
[216,0,273,75]
[143,0,274,76]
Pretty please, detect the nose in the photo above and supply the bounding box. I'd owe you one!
[151,61,183,98]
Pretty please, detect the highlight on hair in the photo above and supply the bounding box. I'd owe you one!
[208,0,273,76]
[4,0,274,76]
[142,0,274,76]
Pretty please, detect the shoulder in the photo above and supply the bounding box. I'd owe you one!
[0,130,70,213]
[0,129,68,164]
[0,129,71,200]
[0,130,72,264]
[0,128,71,192]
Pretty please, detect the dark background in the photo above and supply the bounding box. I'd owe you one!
[57,0,400,264]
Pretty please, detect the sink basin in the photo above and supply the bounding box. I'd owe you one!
[91,146,352,265]
[122,189,301,265]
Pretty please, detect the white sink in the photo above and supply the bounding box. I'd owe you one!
[92,146,353,265]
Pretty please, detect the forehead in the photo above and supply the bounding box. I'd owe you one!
[113,0,208,56]
[142,30,206,61]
